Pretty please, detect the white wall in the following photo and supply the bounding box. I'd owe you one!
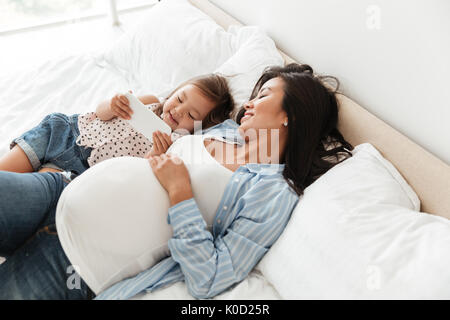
[211,0,450,164]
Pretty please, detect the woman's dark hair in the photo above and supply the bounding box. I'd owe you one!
[152,73,234,130]
[236,63,354,197]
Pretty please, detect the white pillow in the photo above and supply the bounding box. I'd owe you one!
[214,25,284,112]
[256,143,450,299]
[101,0,283,112]
[102,0,235,95]
[155,25,284,112]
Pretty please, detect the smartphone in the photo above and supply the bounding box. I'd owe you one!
[125,92,172,142]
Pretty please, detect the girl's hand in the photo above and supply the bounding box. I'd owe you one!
[147,153,193,205]
[110,91,133,120]
[148,131,173,156]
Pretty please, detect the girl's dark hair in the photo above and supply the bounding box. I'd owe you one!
[152,73,234,130]
[236,63,354,197]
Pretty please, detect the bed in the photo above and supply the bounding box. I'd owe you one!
[0,0,449,300]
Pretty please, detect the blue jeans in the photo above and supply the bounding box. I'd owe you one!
[0,171,95,299]
[10,112,91,174]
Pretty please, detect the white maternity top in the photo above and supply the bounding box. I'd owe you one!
[55,134,235,294]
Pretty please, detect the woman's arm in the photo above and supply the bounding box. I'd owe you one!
[148,154,298,299]
[167,178,299,299]
[168,185,193,206]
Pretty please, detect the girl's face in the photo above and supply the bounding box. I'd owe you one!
[239,77,288,133]
[161,84,216,133]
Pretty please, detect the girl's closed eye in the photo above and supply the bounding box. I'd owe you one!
[176,94,195,119]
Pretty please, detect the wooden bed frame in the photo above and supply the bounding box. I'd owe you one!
[190,0,450,219]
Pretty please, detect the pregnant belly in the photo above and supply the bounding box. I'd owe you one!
[55,156,228,295]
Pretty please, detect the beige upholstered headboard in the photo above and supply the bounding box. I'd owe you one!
[190,0,450,219]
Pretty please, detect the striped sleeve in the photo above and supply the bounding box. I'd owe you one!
[166,179,299,299]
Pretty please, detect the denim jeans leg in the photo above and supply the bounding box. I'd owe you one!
[0,218,92,300]
[0,171,67,257]
[0,171,94,299]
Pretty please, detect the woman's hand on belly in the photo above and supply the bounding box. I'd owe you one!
[147,153,193,206]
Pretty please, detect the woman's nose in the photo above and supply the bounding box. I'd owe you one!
[244,100,254,110]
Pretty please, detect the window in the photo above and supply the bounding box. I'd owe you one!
[116,0,153,11]
[0,0,157,33]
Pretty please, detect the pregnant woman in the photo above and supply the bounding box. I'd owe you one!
[0,63,353,299]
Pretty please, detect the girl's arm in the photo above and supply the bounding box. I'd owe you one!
[138,94,160,105]
[95,98,116,121]
[96,94,160,121]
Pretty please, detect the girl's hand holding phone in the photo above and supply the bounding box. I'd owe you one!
[146,131,173,156]
[110,91,134,120]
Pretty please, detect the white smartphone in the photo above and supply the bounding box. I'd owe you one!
[125,92,172,142]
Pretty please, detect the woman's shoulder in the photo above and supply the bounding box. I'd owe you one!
[201,119,243,144]
[244,164,298,195]
[202,119,238,133]
[245,163,284,176]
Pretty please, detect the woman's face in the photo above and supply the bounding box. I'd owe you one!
[161,84,215,133]
[239,77,287,133]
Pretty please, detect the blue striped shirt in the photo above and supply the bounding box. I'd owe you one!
[95,120,299,300]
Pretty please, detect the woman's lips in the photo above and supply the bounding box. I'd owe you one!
[241,112,253,121]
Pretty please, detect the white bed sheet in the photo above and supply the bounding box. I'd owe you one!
[0,54,281,300]
[0,54,130,157]
[131,269,281,300]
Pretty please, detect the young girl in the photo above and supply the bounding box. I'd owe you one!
[0,73,234,175]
